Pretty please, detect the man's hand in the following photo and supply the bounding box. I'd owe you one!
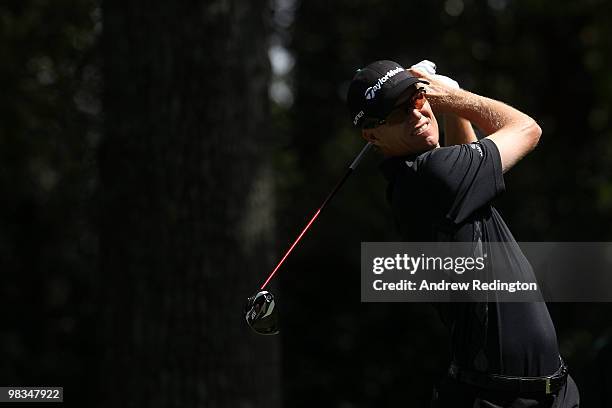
[407,67,460,109]
[408,66,477,146]
[408,68,541,173]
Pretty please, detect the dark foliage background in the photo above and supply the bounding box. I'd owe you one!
[1,0,611,406]
[0,1,100,403]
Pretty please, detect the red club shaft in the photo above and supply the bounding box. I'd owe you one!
[260,208,321,290]
[259,142,372,290]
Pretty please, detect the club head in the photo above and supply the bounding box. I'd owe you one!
[245,290,279,335]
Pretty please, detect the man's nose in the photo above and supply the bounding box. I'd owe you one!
[407,108,423,124]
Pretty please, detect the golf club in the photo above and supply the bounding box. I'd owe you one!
[245,142,373,335]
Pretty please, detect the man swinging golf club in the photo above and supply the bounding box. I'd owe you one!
[347,60,580,407]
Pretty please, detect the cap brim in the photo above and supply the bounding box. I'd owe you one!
[380,76,429,118]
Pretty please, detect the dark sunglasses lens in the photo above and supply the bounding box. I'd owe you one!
[362,119,378,129]
[245,290,279,335]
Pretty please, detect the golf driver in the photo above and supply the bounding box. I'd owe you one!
[245,142,373,335]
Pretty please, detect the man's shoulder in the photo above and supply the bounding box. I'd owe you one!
[418,140,490,159]
[415,139,498,172]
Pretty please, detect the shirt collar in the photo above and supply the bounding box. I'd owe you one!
[379,154,418,182]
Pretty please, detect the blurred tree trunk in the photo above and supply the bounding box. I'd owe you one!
[99,1,279,407]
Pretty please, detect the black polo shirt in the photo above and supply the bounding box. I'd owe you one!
[380,138,560,376]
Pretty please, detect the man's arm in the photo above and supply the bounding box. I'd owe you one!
[444,113,477,146]
[409,69,541,173]
[441,90,541,173]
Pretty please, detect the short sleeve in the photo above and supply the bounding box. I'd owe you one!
[413,138,505,224]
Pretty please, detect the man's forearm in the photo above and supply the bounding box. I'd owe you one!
[434,89,523,133]
[434,89,541,172]
[408,67,530,135]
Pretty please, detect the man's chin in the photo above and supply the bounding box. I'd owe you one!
[427,137,440,149]
[417,143,438,154]
[424,135,439,148]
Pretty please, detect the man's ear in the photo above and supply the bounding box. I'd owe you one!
[361,129,377,144]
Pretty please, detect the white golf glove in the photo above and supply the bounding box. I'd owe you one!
[410,59,460,89]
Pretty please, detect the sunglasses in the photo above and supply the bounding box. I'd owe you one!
[362,90,427,129]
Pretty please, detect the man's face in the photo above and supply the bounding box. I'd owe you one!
[361,88,439,156]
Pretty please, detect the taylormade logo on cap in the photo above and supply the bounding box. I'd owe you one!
[364,67,404,100]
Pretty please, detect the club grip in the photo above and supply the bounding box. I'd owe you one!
[349,142,373,170]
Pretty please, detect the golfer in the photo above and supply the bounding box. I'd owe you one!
[347,60,580,407]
